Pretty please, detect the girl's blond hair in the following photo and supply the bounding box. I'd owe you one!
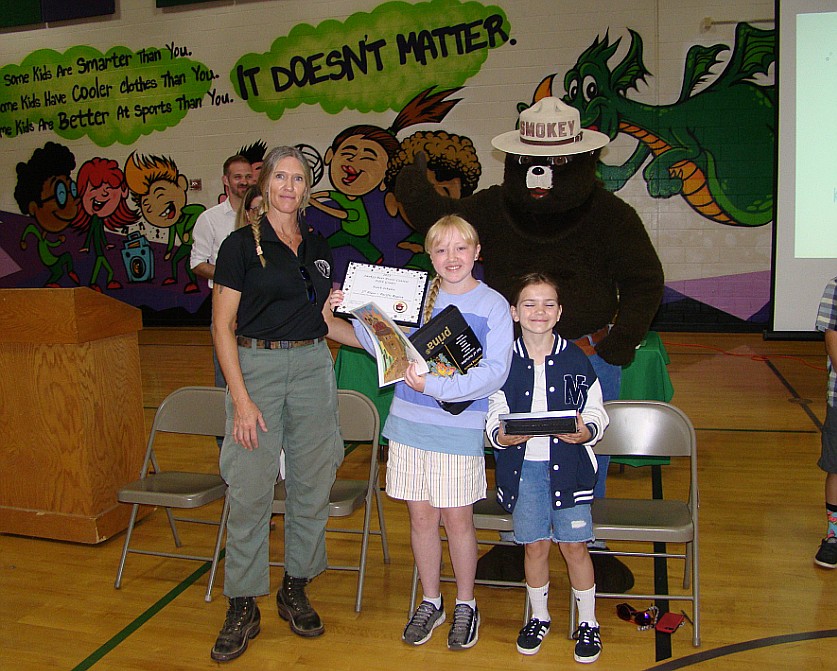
[421,214,480,324]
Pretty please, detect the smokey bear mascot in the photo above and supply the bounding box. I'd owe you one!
[394,97,664,591]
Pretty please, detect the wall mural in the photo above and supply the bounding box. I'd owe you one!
[7,141,208,313]
[232,0,509,119]
[537,22,775,228]
[305,86,481,282]
[0,1,774,329]
[0,0,507,323]
[522,21,776,326]
[0,44,215,146]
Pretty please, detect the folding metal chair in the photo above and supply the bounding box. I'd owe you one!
[569,400,700,646]
[270,389,389,612]
[114,386,229,603]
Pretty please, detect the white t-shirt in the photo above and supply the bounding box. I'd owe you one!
[190,199,236,287]
[524,362,550,461]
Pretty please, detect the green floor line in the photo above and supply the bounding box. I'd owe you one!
[71,554,221,671]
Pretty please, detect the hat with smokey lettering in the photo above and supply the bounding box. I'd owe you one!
[491,96,609,156]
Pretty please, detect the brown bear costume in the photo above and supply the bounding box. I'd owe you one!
[394,97,664,590]
[395,115,663,365]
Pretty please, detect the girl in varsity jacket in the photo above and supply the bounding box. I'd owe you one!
[485,272,608,663]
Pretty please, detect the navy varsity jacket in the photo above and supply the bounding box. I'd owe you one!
[486,334,609,512]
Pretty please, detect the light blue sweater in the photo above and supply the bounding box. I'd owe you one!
[353,281,513,456]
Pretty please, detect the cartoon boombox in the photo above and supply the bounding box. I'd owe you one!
[121,232,154,282]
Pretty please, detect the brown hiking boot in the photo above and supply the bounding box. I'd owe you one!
[276,574,324,637]
[210,596,261,662]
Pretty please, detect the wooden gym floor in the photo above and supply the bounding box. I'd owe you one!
[1,330,835,670]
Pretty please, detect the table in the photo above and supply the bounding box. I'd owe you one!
[619,331,674,403]
[612,331,674,467]
[334,332,675,458]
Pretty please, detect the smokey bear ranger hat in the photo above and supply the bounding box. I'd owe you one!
[491,96,609,156]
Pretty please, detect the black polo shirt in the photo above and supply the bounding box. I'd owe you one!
[214,219,332,340]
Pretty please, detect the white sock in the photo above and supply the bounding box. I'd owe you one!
[423,594,442,609]
[526,582,550,622]
[573,584,598,627]
[456,598,477,610]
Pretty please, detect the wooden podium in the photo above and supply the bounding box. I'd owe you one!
[0,288,145,543]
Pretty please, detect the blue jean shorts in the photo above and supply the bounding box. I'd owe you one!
[512,460,595,544]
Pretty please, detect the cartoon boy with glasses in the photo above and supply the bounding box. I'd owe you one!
[14,142,81,287]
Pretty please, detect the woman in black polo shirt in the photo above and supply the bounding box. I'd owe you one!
[210,145,359,662]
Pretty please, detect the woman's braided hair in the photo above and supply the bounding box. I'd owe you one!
[251,145,312,268]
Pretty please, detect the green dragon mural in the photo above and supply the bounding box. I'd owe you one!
[527,22,775,227]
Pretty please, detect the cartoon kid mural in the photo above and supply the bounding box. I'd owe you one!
[239,139,267,184]
[124,152,203,293]
[308,87,462,277]
[386,130,482,203]
[13,142,80,287]
[71,158,139,292]
[550,22,774,227]
[384,129,482,262]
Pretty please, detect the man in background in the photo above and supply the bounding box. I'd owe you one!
[191,154,252,401]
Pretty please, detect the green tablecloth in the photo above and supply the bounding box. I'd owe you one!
[618,331,673,403]
[333,346,393,445]
[333,332,675,463]
[612,331,673,467]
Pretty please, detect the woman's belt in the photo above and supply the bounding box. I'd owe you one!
[236,336,323,349]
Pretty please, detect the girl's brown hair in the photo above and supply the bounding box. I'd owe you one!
[510,271,562,305]
[235,185,263,231]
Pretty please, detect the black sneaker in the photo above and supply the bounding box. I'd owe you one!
[402,598,445,645]
[447,603,480,650]
[573,622,602,663]
[210,597,261,662]
[277,574,324,637]
[516,617,550,655]
[815,537,837,569]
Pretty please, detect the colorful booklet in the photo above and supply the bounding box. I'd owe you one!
[409,305,483,414]
[350,302,429,387]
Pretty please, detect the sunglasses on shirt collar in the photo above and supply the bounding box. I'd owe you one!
[298,265,316,304]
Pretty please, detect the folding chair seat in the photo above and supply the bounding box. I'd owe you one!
[569,400,700,646]
[270,389,389,612]
[114,386,229,603]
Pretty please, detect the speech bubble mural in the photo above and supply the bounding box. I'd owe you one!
[0,45,214,146]
[232,0,511,120]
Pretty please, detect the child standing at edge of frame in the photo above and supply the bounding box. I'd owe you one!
[331,214,513,650]
[485,272,608,662]
[814,276,837,569]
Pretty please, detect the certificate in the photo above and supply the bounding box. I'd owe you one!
[336,262,429,327]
